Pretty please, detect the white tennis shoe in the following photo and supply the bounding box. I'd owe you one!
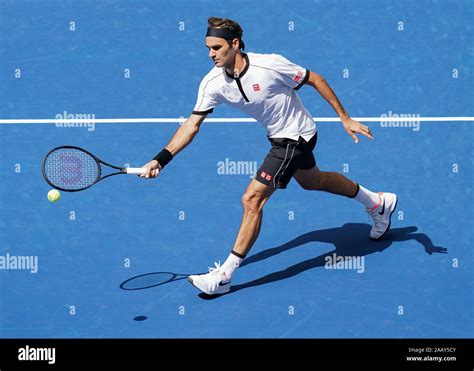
[367,192,398,240]
[188,262,231,295]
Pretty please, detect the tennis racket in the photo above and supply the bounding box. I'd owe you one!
[42,145,147,192]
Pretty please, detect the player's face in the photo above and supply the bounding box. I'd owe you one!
[206,37,236,68]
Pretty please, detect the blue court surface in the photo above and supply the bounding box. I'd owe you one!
[0,0,473,341]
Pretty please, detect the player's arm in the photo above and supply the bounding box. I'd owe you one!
[306,71,373,143]
[140,113,207,178]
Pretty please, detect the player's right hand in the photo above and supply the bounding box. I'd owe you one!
[140,160,162,179]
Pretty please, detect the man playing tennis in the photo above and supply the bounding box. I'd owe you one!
[141,17,397,295]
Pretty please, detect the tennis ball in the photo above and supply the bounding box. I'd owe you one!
[47,189,61,202]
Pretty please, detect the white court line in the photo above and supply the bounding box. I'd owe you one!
[0,117,473,124]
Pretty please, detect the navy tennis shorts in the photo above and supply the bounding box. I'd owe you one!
[255,133,318,189]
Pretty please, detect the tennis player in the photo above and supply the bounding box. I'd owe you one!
[141,17,398,295]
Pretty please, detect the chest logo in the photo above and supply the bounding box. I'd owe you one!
[252,84,261,92]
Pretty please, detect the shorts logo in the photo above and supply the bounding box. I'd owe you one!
[253,84,261,92]
[260,171,272,181]
[293,71,303,83]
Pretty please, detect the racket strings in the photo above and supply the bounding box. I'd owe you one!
[44,148,99,190]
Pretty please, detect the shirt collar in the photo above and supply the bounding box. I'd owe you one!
[225,53,249,79]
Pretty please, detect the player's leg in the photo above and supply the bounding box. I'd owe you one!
[291,133,356,195]
[231,179,275,257]
[188,180,275,296]
[293,133,397,240]
[188,137,299,295]
[294,167,397,239]
[292,166,358,196]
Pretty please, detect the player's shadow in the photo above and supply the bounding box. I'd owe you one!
[199,223,446,298]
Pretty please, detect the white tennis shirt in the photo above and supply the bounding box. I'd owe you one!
[193,52,317,141]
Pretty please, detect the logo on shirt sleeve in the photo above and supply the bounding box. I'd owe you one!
[260,171,272,181]
[293,71,303,83]
[252,84,261,92]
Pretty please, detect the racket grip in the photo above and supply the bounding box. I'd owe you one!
[125,167,147,175]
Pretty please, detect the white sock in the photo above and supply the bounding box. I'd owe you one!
[221,252,243,280]
[354,184,381,209]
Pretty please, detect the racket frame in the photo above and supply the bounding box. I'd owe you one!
[42,145,139,192]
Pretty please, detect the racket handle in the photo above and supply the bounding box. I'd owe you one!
[125,167,147,175]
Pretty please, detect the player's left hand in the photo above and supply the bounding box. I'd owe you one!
[341,118,373,143]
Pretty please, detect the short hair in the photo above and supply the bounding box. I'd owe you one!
[207,17,245,51]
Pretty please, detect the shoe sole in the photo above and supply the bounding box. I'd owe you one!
[370,195,398,241]
[187,276,230,296]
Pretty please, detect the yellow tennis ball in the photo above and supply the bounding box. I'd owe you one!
[47,189,61,202]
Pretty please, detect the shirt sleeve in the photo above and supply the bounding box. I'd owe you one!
[192,76,221,115]
[268,54,310,91]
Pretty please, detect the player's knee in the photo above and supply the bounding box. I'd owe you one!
[242,190,264,213]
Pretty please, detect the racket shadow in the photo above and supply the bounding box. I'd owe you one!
[120,271,201,291]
